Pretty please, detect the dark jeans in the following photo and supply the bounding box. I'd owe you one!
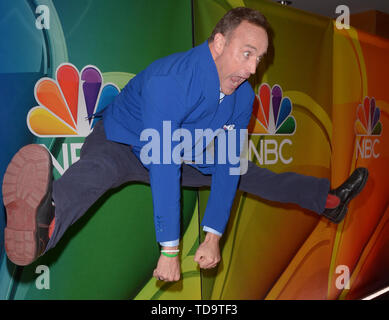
[45,121,330,252]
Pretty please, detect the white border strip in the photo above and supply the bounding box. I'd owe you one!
[362,286,389,300]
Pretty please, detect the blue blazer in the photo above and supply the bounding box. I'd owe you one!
[103,41,255,242]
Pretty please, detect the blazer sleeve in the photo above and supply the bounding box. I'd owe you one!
[141,75,187,243]
[200,88,254,234]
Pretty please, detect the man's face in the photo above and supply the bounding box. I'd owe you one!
[212,20,268,95]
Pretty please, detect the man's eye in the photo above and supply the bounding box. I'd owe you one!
[243,51,250,58]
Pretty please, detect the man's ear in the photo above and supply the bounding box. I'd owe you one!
[213,33,226,57]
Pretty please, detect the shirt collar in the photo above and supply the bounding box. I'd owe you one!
[219,89,225,104]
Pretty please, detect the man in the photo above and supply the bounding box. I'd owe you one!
[2,8,368,283]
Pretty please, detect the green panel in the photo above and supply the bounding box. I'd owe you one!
[9,0,198,300]
[14,184,197,299]
[51,0,193,73]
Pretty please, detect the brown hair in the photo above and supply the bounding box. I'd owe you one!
[208,7,270,43]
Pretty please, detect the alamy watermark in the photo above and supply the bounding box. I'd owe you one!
[35,5,50,30]
[335,5,350,30]
[35,265,50,290]
[335,265,350,290]
[139,121,249,175]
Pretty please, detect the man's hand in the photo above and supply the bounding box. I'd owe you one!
[153,246,181,282]
[194,232,221,269]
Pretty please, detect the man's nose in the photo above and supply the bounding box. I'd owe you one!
[247,59,257,75]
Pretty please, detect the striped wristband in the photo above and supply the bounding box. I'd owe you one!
[161,249,179,257]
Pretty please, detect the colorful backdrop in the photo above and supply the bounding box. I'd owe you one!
[0,0,388,300]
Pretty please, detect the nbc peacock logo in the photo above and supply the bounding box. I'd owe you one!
[26,63,120,177]
[355,96,382,159]
[355,96,382,136]
[27,63,120,137]
[248,83,296,165]
[248,83,296,135]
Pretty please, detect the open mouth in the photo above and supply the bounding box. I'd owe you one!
[230,76,245,88]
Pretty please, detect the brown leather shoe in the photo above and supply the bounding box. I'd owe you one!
[2,144,54,266]
[322,167,369,224]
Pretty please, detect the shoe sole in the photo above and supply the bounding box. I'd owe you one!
[2,144,52,266]
[333,168,369,224]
